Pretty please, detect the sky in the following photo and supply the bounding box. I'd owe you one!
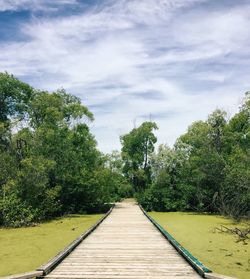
[0,0,250,152]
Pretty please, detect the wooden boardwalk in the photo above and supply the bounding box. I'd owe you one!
[45,201,201,279]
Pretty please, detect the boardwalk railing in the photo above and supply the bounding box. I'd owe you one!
[139,204,236,279]
[0,271,43,279]
[138,204,211,276]
[1,202,236,279]
[37,204,114,276]
[0,205,114,279]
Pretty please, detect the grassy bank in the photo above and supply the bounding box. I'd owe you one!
[149,212,249,279]
[0,214,103,277]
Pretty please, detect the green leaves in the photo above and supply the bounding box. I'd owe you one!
[29,89,93,129]
[0,73,112,227]
[138,93,249,219]
[0,72,34,124]
[1,72,249,226]
[120,121,158,191]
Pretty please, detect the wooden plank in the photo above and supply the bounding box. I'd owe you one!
[139,204,212,276]
[44,201,202,278]
[0,270,43,279]
[37,204,114,276]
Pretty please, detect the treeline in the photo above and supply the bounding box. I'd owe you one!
[1,72,249,226]
[0,73,131,227]
[119,94,250,220]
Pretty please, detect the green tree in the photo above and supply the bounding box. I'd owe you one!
[104,151,133,200]
[0,72,115,227]
[0,72,34,125]
[120,122,158,192]
[207,109,227,153]
[219,147,250,219]
[139,142,193,211]
[218,93,250,219]
[27,90,103,214]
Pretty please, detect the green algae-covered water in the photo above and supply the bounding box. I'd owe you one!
[0,214,103,276]
[149,212,249,279]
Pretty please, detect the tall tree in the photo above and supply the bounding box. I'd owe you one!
[0,72,34,150]
[120,121,158,191]
[0,72,33,125]
[0,72,118,227]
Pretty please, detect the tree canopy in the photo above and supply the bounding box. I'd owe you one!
[0,73,129,227]
[120,121,158,192]
[136,95,250,220]
[0,72,249,226]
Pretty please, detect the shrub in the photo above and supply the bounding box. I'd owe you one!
[0,193,35,227]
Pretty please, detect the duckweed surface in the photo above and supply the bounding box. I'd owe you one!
[0,214,103,276]
[149,212,249,279]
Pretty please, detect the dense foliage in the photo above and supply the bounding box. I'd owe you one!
[120,122,158,192]
[0,73,129,227]
[121,96,250,220]
[0,72,249,226]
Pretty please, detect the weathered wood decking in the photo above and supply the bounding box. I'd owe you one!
[45,201,201,279]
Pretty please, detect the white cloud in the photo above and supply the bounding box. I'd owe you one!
[0,0,77,12]
[0,0,249,152]
[171,7,250,58]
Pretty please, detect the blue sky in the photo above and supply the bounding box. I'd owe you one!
[0,0,250,152]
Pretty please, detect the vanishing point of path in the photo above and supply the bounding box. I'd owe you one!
[45,200,201,279]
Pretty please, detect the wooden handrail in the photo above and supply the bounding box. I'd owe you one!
[139,204,237,279]
[37,204,115,276]
[0,204,114,279]
[0,270,43,279]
